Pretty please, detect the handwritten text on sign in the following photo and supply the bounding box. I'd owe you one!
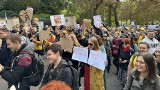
[72,46,88,63]
[88,50,106,71]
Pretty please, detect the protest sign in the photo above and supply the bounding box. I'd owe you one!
[65,16,76,27]
[59,38,74,53]
[93,15,102,28]
[50,15,65,26]
[39,30,50,40]
[19,7,33,22]
[72,46,88,63]
[0,17,19,30]
[131,21,135,26]
[83,19,92,29]
[88,50,106,71]
[38,21,44,29]
[148,25,159,30]
[75,24,80,29]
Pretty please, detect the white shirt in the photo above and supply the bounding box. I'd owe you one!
[141,36,159,54]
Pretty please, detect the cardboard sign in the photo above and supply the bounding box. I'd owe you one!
[93,15,102,28]
[50,15,65,26]
[0,17,19,30]
[39,30,50,40]
[72,46,88,63]
[59,38,74,53]
[65,16,76,27]
[19,7,33,22]
[83,19,92,29]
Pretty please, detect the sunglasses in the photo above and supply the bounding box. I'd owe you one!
[88,43,93,46]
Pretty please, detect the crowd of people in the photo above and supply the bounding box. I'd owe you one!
[0,17,160,90]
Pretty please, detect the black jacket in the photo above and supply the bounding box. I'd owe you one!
[41,59,72,88]
[0,43,35,90]
[0,39,14,67]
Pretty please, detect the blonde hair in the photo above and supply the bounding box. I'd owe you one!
[89,37,100,51]
[69,34,81,47]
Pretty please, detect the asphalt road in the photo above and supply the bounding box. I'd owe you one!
[0,55,122,90]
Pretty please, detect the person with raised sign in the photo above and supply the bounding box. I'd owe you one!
[84,36,104,90]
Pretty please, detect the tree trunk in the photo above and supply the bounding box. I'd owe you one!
[112,3,119,27]
[108,3,112,27]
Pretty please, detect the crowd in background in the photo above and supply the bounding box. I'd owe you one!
[1,17,160,90]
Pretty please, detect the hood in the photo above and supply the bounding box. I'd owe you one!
[61,59,73,67]
[21,42,35,54]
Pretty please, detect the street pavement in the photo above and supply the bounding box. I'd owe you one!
[0,55,122,90]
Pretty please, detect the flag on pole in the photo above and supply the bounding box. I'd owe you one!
[5,12,9,29]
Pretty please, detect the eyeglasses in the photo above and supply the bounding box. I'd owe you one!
[88,43,93,46]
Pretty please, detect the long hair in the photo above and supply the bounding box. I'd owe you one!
[89,36,100,51]
[137,53,156,81]
[95,35,104,46]
[40,80,72,90]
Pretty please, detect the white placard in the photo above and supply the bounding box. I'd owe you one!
[50,15,65,26]
[93,15,102,28]
[148,25,158,30]
[72,46,88,63]
[88,50,106,71]
[131,21,135,26]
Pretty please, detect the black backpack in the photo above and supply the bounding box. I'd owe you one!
[13,53,44,86]
[58,65,79,90]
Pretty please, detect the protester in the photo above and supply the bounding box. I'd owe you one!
[112,31,121,75]
[41,44,79,89]
[0,34,35,90]
[137,27,145,46]
[124,53,160,90]
[95,35,108,90]
[155,45,160,75]
[127,42,150,76]
[118,35,134,87]
[141,30,159,54]
[87,36,104,90]
[0,28,14,67]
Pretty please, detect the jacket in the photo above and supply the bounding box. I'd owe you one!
[0,42,35,90]
[0,39,14,67]
[41,59,72,88]
[119,46,134,70]
[124,69,160,90]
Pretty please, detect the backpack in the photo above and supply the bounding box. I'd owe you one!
[12,53,44,86]
[58,65,79,90]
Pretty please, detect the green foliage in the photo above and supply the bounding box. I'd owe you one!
[0,10,18,18]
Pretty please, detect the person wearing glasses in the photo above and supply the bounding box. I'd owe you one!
[84,36,105,90]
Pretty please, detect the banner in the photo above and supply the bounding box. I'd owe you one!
[93,15,102,28]
[50,15,65,26]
